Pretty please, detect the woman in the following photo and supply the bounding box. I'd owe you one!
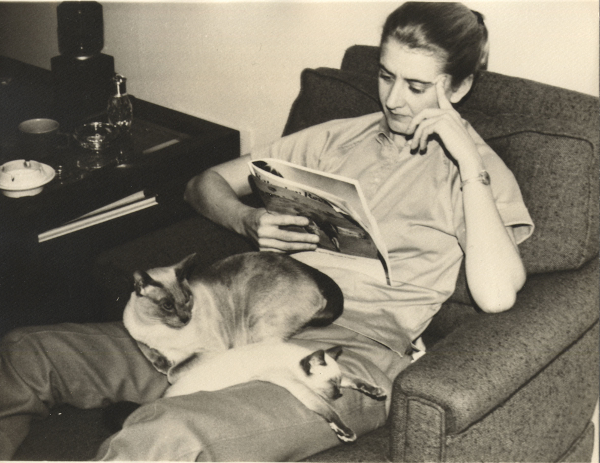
[186,1,532,358]
[0,2,533,461]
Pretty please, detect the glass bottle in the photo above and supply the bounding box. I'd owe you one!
[107,74,133,132]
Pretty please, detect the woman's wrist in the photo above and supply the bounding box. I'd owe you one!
[461,170,490,189]
[456,150,486,182]
[237,206,264,242]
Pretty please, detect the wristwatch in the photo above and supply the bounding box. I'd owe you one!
[461,170,490,189]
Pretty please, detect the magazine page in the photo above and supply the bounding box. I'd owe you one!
[249,159,392,284]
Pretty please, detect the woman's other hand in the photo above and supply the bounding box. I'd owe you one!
[243,209,319,253]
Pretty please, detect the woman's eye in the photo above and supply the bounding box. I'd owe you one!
[409,86,426,95]
[378,71,393,82]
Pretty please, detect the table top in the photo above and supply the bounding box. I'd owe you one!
[0,55,240,239]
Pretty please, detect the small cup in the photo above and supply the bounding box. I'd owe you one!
[18,118,63,160]
[73,122,115,151]
[74,122,117,170]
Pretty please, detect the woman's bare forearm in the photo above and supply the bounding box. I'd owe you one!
[462,178,526,313]
[185,168,255,237]
[184,156,318,252]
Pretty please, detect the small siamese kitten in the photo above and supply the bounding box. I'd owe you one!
[164,342,386,443]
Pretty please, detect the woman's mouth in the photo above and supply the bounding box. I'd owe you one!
[388,111,412,122]
[388,113,412,124]
[386,113,413,132]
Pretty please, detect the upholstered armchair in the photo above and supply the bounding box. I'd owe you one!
[15,45,599,463]
[297,45,600,463]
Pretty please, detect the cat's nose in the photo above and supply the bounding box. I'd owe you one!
[332,387,343,400]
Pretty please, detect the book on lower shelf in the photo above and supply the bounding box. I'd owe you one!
[38,190,158,243]
[248,158,391,285]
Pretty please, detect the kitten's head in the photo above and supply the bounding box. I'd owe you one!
[132,253,197,328]
[300,346,344,401]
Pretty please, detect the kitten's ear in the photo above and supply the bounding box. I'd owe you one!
[175,253,197,281]
[133,270,152,296]
[325,346,343,361]
[300,349,326,376]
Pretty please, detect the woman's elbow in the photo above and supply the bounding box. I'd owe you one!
[184,171,209,206]
[183,177,196,204]
[471,268,527,313]
[476,290,517,313]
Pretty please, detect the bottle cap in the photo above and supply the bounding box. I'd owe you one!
[113,74,127,95]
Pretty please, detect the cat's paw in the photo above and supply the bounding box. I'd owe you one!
[167,352,201,384]
[136,341,172,375]
[328,421,357,443]
[355,382,387,400]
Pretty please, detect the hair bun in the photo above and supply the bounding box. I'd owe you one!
[471,10,485,26]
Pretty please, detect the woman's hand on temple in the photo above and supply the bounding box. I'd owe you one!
[243,208,319,253]
[407,78,483,176]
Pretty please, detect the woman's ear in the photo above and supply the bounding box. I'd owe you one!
[450,74,474,104]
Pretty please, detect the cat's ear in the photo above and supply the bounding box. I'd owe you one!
[325,346,343,361]
[175,253,197,281]
[300,349,326,376]
[133,270,153,296]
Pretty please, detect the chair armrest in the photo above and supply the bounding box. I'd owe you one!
[391,256,598,435]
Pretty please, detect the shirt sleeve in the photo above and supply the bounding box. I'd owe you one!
[250,120,337,169]
[452,122,535,249]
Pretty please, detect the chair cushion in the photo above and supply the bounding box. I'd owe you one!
[461,109,598,273]
[282,68,379,137]
[282,65,599,275]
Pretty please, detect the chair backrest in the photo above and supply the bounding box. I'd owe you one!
[283,45,599,276]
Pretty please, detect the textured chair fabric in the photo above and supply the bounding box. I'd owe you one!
[14,45,599,462]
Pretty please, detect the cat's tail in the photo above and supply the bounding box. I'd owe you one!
[102,401,141,433]
[301,264,344,328]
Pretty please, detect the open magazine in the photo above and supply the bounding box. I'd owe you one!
[249,158,392,285]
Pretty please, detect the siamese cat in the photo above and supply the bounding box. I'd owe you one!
[164,342,386,443]
[123,252,344,376]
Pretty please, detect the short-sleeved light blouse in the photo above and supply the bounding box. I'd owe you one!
[251,112,534,355]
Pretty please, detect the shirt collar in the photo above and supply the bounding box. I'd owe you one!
[376,116,395,145]
[376,115,410,153]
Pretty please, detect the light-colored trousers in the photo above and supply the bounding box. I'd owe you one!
[0,321,410,461]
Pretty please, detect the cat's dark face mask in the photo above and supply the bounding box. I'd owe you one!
[133,269,194,328]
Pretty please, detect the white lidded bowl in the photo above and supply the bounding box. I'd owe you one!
[0,159,56,198]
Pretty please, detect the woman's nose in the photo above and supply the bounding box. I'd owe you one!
[385,82,406,110]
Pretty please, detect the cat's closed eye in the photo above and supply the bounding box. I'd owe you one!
[161,300,175,312]
[329,380,342,400]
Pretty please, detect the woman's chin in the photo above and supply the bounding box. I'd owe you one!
[388,122,414,137]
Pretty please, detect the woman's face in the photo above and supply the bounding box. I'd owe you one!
[378,39,452,136]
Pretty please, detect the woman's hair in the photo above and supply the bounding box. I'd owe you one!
[381,2,489,88]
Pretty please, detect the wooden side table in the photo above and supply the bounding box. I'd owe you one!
[0,55,240,334]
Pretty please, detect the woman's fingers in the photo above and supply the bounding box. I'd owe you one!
[258,239,317,252]
[436,77,454,110]
[411,116,439,152]
[407,76,457,142]
[256,213,319,252]
[410,112,455,152]
[259,213,317,241]
[405,77,481,164]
